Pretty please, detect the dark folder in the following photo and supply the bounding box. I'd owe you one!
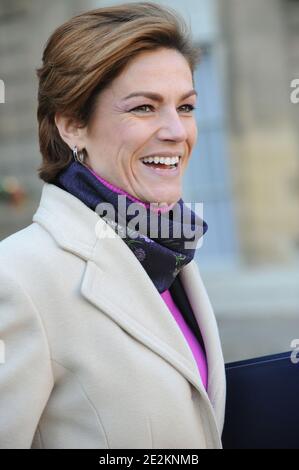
[222,351,299,449]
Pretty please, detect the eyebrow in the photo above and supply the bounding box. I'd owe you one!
[122,89,198,102]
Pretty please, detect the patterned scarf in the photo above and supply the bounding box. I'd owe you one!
[53,160,208,293]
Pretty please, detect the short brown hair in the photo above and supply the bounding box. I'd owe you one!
[36,2,201,183]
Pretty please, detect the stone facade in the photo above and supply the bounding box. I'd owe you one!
[219,0,299,265]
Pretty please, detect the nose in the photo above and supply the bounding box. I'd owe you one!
[156,109,188,142]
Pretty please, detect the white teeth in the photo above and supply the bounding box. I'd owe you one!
[142,155,180,165]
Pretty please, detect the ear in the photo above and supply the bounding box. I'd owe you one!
[54,112,87,150]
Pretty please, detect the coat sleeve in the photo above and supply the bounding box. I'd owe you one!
[0,266,54,448]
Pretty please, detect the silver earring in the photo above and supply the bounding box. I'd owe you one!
[72,145,85,164]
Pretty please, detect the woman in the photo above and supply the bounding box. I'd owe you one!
[0,2,226,449]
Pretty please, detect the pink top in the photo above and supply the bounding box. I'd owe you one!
[161,289,208,390]
[86,165,208,389]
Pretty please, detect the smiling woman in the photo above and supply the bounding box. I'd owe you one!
[0,1,226,449]
[54,47,198,205]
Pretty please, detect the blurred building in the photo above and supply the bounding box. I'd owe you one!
[0,0,299,362]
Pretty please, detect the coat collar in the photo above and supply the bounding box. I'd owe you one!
[33,183,226,441]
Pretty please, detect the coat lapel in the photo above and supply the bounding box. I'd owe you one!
[33,183,226,435]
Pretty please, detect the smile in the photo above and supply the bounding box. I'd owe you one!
[140,155,181,176]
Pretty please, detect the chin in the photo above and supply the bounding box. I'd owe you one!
[148,193,180,206]
[138,183,181,205]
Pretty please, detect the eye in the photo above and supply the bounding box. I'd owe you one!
[130,104,153,113]
[179,104,196,113]
[129,104,196,114]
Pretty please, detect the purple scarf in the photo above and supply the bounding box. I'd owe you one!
[53,160,207,293]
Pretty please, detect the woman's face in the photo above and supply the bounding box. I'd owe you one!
[83,47,198,205]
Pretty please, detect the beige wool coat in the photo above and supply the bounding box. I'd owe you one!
[0,183,226,449]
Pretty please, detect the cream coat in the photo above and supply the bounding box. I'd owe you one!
[0,183,226,449]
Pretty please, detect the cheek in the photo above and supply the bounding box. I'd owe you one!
[188,119,198,143]
[118,121,154,154]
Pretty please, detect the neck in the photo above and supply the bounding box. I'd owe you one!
[86,165,176,214]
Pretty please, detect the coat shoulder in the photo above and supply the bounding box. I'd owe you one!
[0,222,60,280]
[1,221,54,254]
